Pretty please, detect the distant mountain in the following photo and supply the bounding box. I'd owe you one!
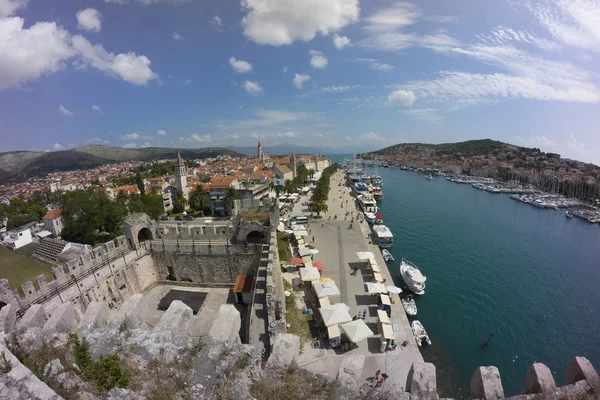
[227,143,335,156]
[0,145,242,183]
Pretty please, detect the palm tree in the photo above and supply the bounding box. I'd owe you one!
[308,169,315,182]
[284,179,294,195]
[223,187,241,215]
[173,190,186,213]
[189,184,209,213]
[308,200,328,217]
[268,181,281,198]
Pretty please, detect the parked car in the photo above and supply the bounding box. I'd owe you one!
[160,215,169,220]
[175,216,184,221]
[183,215,195,221]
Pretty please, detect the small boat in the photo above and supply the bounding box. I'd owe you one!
[382,249,394,263]
[399,258,426,295]
[566,210,573,218]
[365,212,376,224]
[401,295,417,316]
[426,174,433,180]
[411,320,431,347]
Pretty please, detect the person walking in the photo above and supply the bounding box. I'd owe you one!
[312,236,315,242]
[362,309,367,319]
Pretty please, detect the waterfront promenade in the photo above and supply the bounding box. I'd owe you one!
[287,170,422,391]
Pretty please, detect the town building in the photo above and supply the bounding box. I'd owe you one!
[42,207,63,237]
[210,176,239,216]
[175,153,189,201]
[2,224,33,249]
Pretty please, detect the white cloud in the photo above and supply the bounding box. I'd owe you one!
[91,104,102,112]
[321,85,363,93]
[86,137,109,144]
[229,56,253,73]
[333,34,352,49]
[528,0,600,53]
[401,108,444,123]
[183,79,192,85]
[157,130,167,136]
[282,65,288,73]
[567,134,587,155]
[0,18,75,89]
[173,32,182,40]
[516,135,556,147]
[53,143,65,150]
[359,131,387,142]
[77,8,102,33]
[278,131,298,138]
[316,133,325,138]
[0,0,28,18]
[104,0,191,4]
[123,143,137,148]
[425,15,459,23]
[190,134,213,143]
[228,134,241,141]
[342,136,353,141]
[141,135,153,140]
[141,142,152,148]
[309,50,328,69]
[243,80,262,95]
[59,104,74,116]
[293,73,311,89]
[251,132,260,139]
[241,0,360,46]
[388,89,416,105]
[71,35,158,85]
[475,26,558,50]
[351,58,394,72]
[120,132,140,140]
[210,15,222,28]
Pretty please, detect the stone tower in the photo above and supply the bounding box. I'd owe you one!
[175,152,189,201]
[257,141,264,164]
[290,150,297,178]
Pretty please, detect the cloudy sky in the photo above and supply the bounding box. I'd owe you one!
[1,0,599,162]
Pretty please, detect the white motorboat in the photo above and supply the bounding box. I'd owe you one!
[530,199,546,208]
[401,295,417,316]
[365,212,376,224]
[372,225,393,248]
[426,174,433,180]
[382,249,394,263]
[544,202,559,210]
[411,320,431,347]
[399,258,426,295]
[566,210,573,218]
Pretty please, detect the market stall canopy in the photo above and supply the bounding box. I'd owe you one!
[314,281,341,298]
[319,296,331,308]
[309,249,320,255]
[386,286,403,294]
[377,310,391,324]
[312,262,324,271]
[380,322,395,340]
[302,255,312,265]
[370,263,381,273]
[373,272,384,282]
[277,222,286,232]
[298,248,311,257]
[327,324,341,338]
[319,303,352,327]
[365,282,386,294]
[289,258,303,265]
[357,251,375,260]
[380,294,391,306]
[340,319,374,343]
[300,267,320,281]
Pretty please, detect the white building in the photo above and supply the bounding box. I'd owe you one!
[3,225,33,249]
[42,207,64,237]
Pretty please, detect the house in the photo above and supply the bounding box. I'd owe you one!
[106,185,139,200]
[2,224,33,249]
[43,207,64,237]
[210,176,239,216]
[274,164,293,181]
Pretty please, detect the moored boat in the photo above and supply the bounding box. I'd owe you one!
[566,210,573,218]
[426,174,433,180]
[411,320,431,347]
[401,295,417,316]
[365,212,376,224]
[372,225,393,248]
[382,249,394,263]
[399,258,426,295]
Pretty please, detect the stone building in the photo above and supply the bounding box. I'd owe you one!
[175,153,189,201]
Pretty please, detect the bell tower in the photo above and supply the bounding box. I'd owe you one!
[175,152,189,201]
[257,142,264,164]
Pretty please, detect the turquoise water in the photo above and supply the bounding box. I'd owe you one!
[328,156,600,397]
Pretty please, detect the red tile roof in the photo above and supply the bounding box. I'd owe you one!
[43,207,62,220]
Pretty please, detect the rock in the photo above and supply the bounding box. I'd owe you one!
[469,366,504,400]
[407,362,438,399]
[54,371,84,391]
[109,294,149,330]
[265,333,300,371]
[43,359,64,377]
[208,304,241,345]
[525,363,556,395]
[336,354,365,391]
[78,302,110,335]
[0,303,16,333]
[107,387,147,399]
[42,302,80,334]
[566,356,600,394]
[16,304,46,330]
[155,300,192,341]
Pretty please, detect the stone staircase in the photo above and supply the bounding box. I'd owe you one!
[32,238,67,263]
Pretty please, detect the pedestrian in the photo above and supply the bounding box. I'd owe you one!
[312,236,315,242]
[375,370,380,380]
[362,309,367,319]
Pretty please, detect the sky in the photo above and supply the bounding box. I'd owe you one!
[1,0,599,163]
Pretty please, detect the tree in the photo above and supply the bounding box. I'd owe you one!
[308,200,328,217]
[189,184,209,213]
[172,190,186,214]
[284,179,294,195]
[7,214,38,230]
[26,204,46,220]
[222,187,241,215]
[135,172,145,198]
[269,181,281,198]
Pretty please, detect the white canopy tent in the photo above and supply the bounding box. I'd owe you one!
[319,303,352,327]
[365,282,387,294]
[313,281,341,298]
[277,222,286,232]
[340,319,374,343]
[298,247,312,257]
[299,267,320,281]
[356,251,375,260]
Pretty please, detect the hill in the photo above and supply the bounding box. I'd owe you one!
[0,145,243,183]
[362,139,537,158]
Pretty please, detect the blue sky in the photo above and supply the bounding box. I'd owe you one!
[1,0,599,163]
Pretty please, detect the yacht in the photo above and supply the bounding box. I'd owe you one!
[382,249,394,263]
[358,193,378,214]
[372,225,393,248]
[399,258,426,295]
[531,199,546,208]
[411,320,431,347]
[365,212,376,224]
[401,295,417,316]
[372,186,384,200]
[544,202,559,210]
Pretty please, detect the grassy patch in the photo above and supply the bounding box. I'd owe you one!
[283,284,313,343]
[0,245,53,294]
[277,232,291,262]
[237,211,269,221]
[14,242,37,257]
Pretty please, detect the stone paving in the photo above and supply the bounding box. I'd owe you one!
[285,171,423,390]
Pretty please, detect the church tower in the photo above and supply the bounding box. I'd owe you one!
[175,152,189,201]
[290,150,297,178]
[257,141,264,164]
